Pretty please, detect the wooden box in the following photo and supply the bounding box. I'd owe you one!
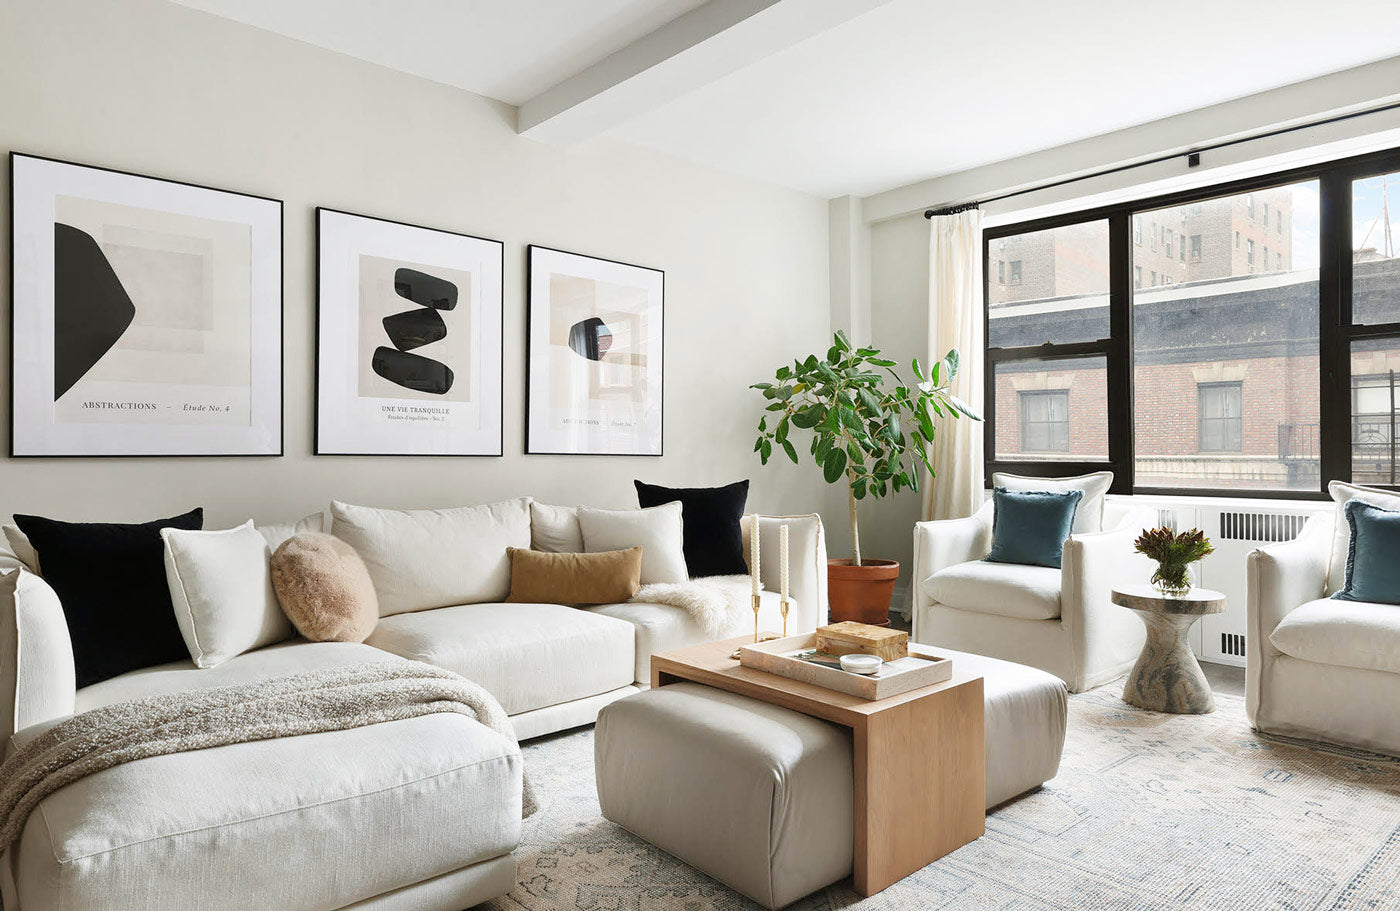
[814,621,909,661]
[738,633,951,700]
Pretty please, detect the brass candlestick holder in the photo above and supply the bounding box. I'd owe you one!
[752,593,762,643]
[780,598,790,637]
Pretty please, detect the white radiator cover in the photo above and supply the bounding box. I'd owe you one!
[1113,495,1331,667]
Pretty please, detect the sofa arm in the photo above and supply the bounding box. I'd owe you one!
[1060,506,1158,691]
[1,570,76,747]
[912,502,993,605]
[742,514,827,633]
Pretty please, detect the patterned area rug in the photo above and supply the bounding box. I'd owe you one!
[481,687,1400,910]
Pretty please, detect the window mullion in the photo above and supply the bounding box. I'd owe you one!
[1107,211,1134,494]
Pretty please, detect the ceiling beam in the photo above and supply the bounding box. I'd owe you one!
[518,0,891,144]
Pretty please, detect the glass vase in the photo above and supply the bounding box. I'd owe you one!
[1151,563,1193,597]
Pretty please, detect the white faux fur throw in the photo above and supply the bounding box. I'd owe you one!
[0,660,536,848]
[631,574,759,635]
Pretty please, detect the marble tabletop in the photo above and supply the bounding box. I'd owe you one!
[1111,584,1226,616]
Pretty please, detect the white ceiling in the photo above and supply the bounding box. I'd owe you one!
[172,0,1400,199]
[169,0,708,104]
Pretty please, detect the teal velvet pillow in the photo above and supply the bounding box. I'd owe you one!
[984,487,1083,569]
[1334,498,1400,604]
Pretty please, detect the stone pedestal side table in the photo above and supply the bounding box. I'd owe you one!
[1111,584,1226,714]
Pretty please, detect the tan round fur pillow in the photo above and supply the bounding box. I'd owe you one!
[270,533,378,643]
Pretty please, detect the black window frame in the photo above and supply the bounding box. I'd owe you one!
[982,143,1400,499]
[1197,382,1243,453]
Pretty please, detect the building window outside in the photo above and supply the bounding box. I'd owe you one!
[1247,194,1255,218]
[1278,211,1284,233]
[1180,240,1186,262]
[998,260,1005,283]
[1190,234,1202,261]
[1008,260,1022,285]
[1263,202,1270,224]
[1134,216,1142,244]
[1277,253,1283,270]
[1264,246,1270,270]
[1019,390,1070,453]
[1165,229,1173,259]
[1247,238,1254,269]
[1235,231,1241,249]
[1198,383,1243,452]
[1135,265,1142,288]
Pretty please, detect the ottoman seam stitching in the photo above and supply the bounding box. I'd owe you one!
[53,752,518,863]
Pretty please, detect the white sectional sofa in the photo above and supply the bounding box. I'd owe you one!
[0,502,827,911]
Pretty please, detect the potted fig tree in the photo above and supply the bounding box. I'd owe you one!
[752,331,978,626]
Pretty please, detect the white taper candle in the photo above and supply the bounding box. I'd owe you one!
[780,524,789,602]
[750,514,760,596]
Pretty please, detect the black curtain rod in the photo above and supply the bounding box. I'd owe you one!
[923,98,1400,219]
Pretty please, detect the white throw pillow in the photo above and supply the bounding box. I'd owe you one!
[1,525,40,575]
[330,498,532,616]
[256,512,327,552]
[530,502,583,553]
[162,521,291,668]
[577,502,688,584]
[1326,480,1400,593]
[991,471,1113,534]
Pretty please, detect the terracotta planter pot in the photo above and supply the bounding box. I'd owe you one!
[827,558,900,627]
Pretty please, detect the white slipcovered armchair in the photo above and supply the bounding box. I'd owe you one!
[912,499,1157,693]
[1247,510,1400,756]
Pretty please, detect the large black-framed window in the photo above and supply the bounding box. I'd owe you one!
[983,144,1400,498]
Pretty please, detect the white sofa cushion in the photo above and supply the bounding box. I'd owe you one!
[74,640,389,712]
[1,525,39,574]
[13,712,520,911]
[1,570,74,743]
[1269,597,1400,676]
[991,471,1112,534]
[255,512,326,552]
[162,521,291,668]
[330,498,532,616]
[530,502,583,553]
[924,560,1062,621]
[1325,480,1400,593]
[577,502,687,584]
[366,602,635,715]
[589,590,790,683]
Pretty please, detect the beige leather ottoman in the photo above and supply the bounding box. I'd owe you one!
[595,682,853,909]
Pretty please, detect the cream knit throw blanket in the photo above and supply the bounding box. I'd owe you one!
[0,660,536,848]
[631,574,760,635]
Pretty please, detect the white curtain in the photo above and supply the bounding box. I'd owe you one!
[923,208,985,521]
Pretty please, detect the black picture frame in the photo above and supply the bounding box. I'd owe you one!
[9,152,284,458]
[314,207,505,456]
[525,244,664,456]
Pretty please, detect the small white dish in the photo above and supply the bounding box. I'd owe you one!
[839,653,882,675]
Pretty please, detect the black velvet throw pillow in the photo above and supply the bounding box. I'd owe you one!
[635,480,748,578]
[15,508,204,688]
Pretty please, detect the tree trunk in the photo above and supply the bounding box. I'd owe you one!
[848,481,862,566]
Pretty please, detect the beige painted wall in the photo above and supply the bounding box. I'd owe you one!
[0,0,832,529]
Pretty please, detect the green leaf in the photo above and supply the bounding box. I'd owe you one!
[822,448,848,484]
[846,441,864,466]
[886,414,902,446]
[775,366,791,381]
[867,357,896,368]
[765,402,784,411]
[775,416,789,443]
[803,354,819,372]
[827,345,842,363]
[834,330,852,352]
[852,477,868,499]
[758,416,767,433]
[751,382,773,391]
[753,437,763,452]
[942,348,960,379]
[760,439,772,463]
[911,357,925,382]
[781,439,798,464]
[791,407,820,429]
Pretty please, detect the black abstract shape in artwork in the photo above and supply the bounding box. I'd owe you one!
[568,316,614,361]
[382,308,446,352]
[372,346,454,395]
[394,268,458,310]
[53,223,137,401]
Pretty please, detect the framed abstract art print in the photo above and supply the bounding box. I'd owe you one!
[10,153,283,456]
[315,208,503,455]
[525,245,663,456]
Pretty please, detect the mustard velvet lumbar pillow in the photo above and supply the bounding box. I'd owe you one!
[506,546,642,605]
[270,533,379,642]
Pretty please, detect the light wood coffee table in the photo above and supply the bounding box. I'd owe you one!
[651,636,985,897]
